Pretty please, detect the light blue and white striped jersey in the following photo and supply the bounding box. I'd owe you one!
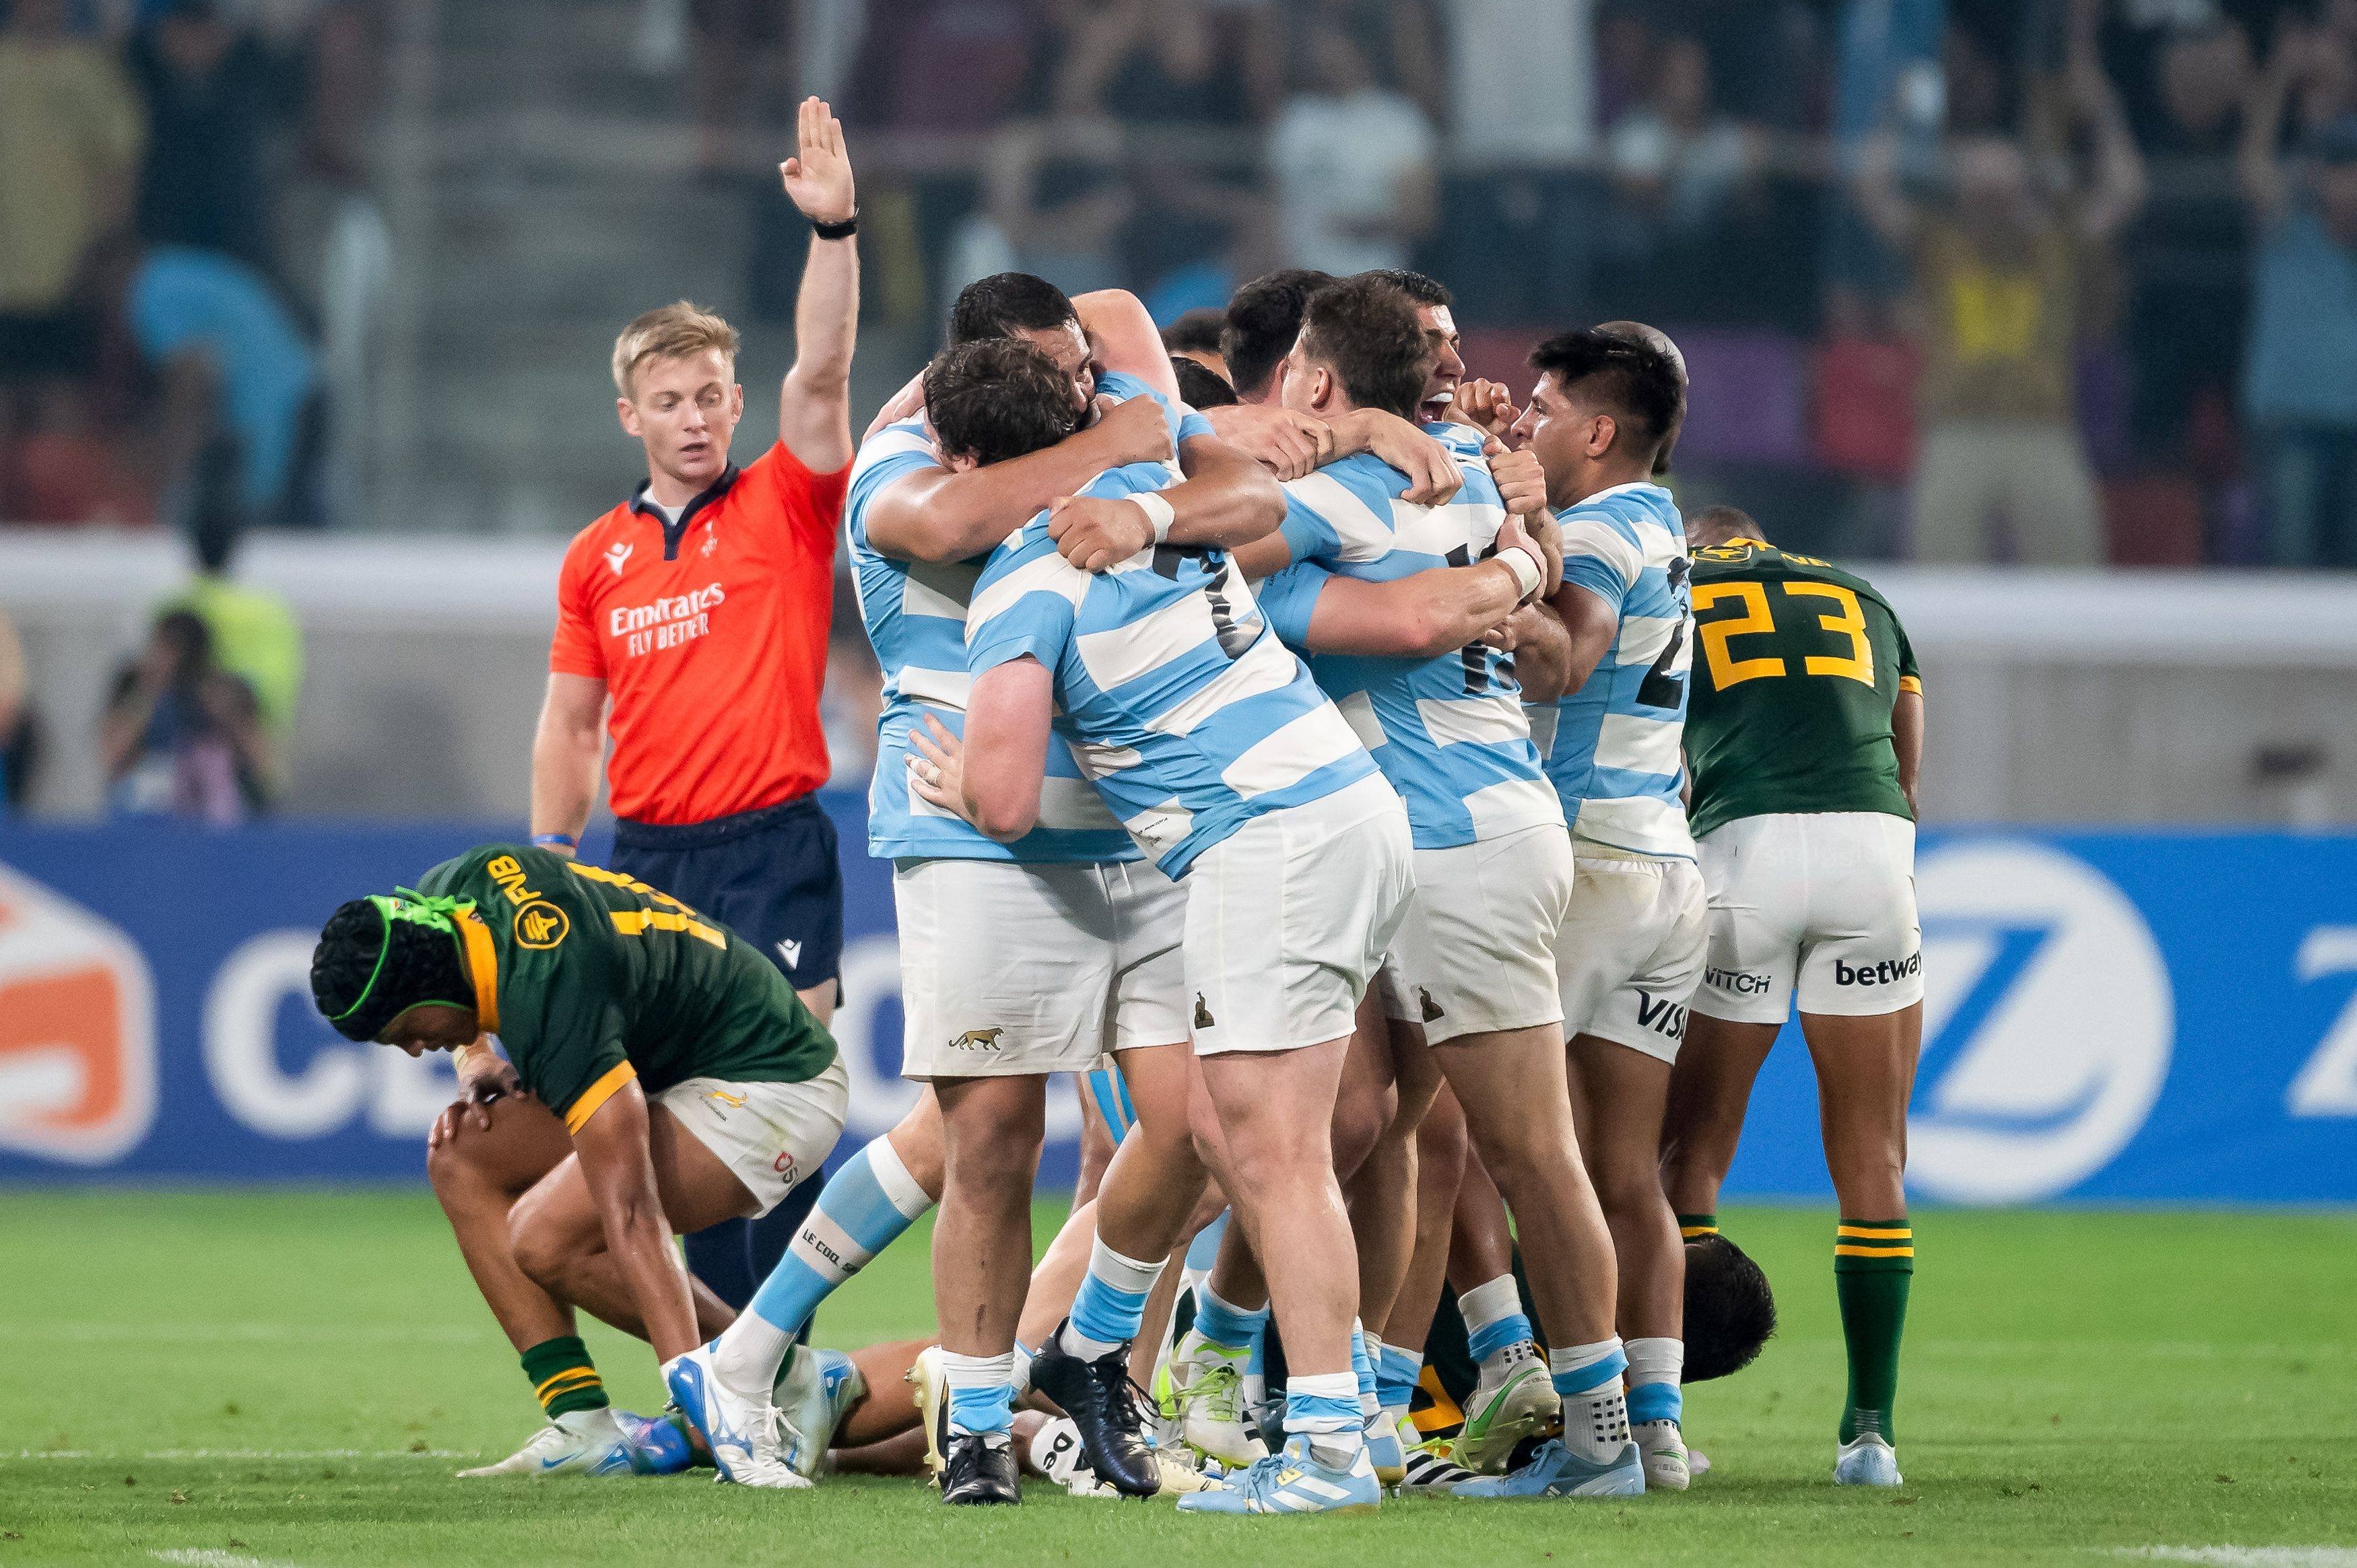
[1252,425,1562,850]
[1527,480,1696,860]
[964,462,1383,880]
[846,371,1206,864]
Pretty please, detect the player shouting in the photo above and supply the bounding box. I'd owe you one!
[1660,506,1926,1489]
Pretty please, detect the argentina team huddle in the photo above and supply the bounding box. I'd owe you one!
[306,104,1929,1517]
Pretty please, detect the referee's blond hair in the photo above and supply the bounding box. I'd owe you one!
[612,302,740,397]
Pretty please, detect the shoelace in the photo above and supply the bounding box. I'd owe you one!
[1183,1360,1244,1421]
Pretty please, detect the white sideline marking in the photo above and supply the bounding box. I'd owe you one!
[13,1448,479,1461]
[2118,1550,2357,1567]
[153,1551,305,1568]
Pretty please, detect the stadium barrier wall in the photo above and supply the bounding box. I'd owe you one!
[3,802,2354,1204]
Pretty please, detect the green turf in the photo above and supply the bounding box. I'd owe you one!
[1,1192,2352,1567]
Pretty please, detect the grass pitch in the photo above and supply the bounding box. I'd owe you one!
[1,1192,2352,1567]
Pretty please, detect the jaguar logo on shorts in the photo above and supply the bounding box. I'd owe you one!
[1417,986,1445,1023]
[514,901,570,949]
[949,1028,1006,1051]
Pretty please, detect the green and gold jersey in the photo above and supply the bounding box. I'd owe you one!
[1682,540,1920,840]
[416,844,835,1133]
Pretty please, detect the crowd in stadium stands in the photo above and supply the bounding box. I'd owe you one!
[0,0,376,537]
[4,0,2356,572]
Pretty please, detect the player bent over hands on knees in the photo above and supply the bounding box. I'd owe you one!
[309,844,846,1481]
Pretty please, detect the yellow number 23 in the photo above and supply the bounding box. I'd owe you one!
[1691,580,1875,689]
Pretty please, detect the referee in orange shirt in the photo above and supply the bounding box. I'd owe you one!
[521,98,858,1308]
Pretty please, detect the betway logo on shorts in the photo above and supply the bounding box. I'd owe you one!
[0,862,158,1164]
[1834,952,1923,988]
[1909,840,2172,1204]
[610,583,725,657]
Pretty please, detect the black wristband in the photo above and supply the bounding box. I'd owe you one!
[811,213,858,240]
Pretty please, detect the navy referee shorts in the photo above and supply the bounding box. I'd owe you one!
[610,793,845,1313]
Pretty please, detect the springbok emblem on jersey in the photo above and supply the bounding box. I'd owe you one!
[949,1028,1006,1051]
[605,540,634,577]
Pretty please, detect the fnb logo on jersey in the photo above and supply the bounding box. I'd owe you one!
[609,583,725,656]
[1908,840,2173,1204]
[0,862,158,1165]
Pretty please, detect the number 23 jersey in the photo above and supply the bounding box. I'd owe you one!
[1681,538,1919,840]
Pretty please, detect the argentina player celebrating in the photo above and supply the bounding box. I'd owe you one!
[1489,327,1707,1497]
[663,275,1282,1497]
[908,337,1416,1518]
[1228,278,1638,1498]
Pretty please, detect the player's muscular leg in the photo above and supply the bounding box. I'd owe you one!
[1350,1021,1443,1334]
[1016,1198,1098,1354]
[1566,1035,1682,1340]
[1659,1014,1779,1219]
[1093,1041,1210,1264]
[934,1074,1049,1355]
[1379,1080,1468,1355]
[1435,1025,1618,1346]
[1447,1140,1516,1296]
[1198,1036,1359,1376]
[507,1106,758,1342]
[425,1093,580,1352]
[1801,1011,1911,1222]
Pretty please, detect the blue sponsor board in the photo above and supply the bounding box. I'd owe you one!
[1,811,2352,1201]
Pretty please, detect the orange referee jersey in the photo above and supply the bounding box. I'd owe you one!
[552,440,849,826]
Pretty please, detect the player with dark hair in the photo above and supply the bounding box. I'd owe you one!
[1220,267,1335,402]
[1161,306,1228,378]
[1170,355,1238,410]
[1457,325,1702,1498]
[1362,269,1467,425]
[1660,504,1926,1489]
[309,846,846,1483]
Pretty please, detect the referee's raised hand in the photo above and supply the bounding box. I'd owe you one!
[781,96,855,226]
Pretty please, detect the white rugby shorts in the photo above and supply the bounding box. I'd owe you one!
[894,856,1188,1079]
[1186,774,1415,1056]
[655,1059,851,1217]
[1554,844,1709,1064]
[1376,823,1574,1044]
[1692,811,1922,1023]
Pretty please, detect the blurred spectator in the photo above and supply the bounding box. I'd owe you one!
[1445,0,1594,164]
[1161,306,1228,376]
[2240,36,2357,569]
[943,119,1135,300]
[125,0,294,277]
[1170,351,1237,408]
[1280,0,1443,122]
[1604,35,1760,243]
[1267,22,1437,275]
[101,608,269,823]
[97,240,325,531]
[2118,18,2258,461]
[0,606,24,817]
[158,506,304,770]
[0,0,144,386]
[842,0,1039,133]
[1053,0,1251,125]
[1859,60,2147,564]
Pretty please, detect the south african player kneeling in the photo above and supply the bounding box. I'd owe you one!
[310,844,849,1481]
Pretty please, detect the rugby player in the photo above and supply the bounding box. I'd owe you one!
[909,337,1422,1517]
[1461,327,1702,1499]
[308,845,845,1478]
[1660,505,1926,1488]
[669,277,1288,1503]
[1169,275,1579,1487]
[519,97,860,1320]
